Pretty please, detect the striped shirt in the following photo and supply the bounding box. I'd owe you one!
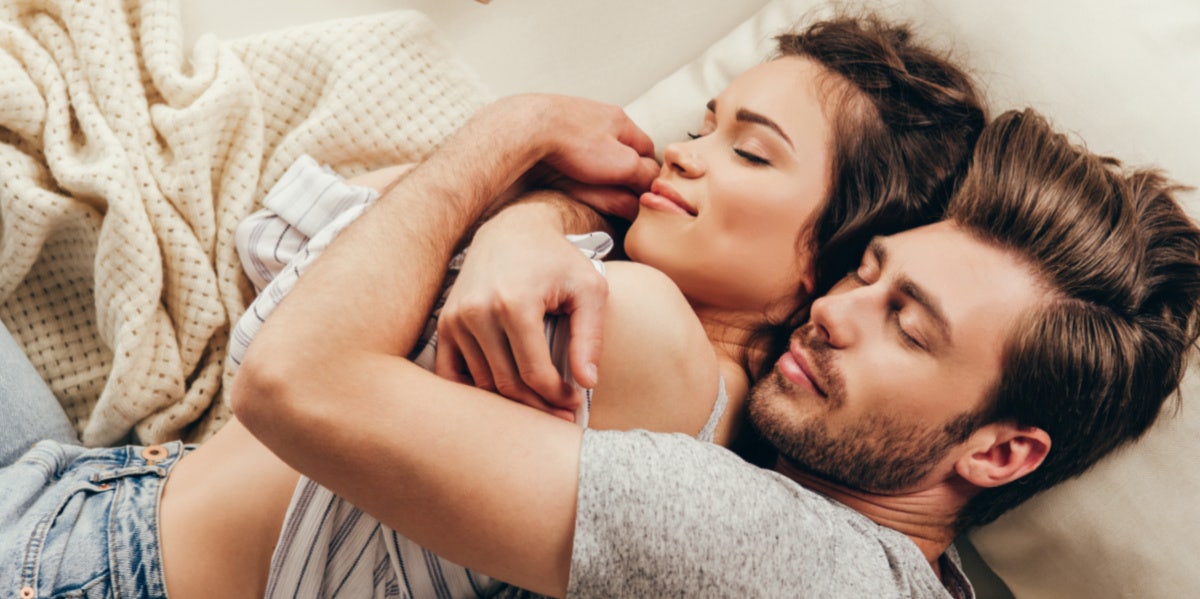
[231,156,728,598]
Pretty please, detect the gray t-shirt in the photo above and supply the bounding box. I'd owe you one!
[567,430,975,599]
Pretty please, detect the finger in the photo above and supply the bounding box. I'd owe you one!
[454,330,495,392]
[632,155,661,192]
[461,309,556,410]
[503,306,579,409]
[606,149,659,192]
[566,273,608,390]
[557,142,657,192]
[513,392,577,423]
[434,328,472,385]
[446,323,574,422]
[617,119,656,158]
[550,406,577,423]
[482,332,549,408]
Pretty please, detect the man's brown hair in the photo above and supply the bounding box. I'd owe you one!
[949,109,1200,529]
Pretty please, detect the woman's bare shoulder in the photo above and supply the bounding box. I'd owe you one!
[584,261,723,437]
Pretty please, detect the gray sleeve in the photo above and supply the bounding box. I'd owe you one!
[566,430,955,599]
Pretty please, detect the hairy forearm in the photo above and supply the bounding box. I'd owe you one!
[231,94,654,596]
[473,188,613,247]
[253,109,540,359]
[512,189,613,235]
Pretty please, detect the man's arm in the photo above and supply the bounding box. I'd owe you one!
[231,94,656,597]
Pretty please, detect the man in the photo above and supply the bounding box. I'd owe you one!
[233,87,1200,597]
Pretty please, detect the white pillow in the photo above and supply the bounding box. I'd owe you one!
[625,1,1200,597]
[624,0,822,156]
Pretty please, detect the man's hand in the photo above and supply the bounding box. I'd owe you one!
[511,94,659,220]
[436,196,609,420]
[433,95,658,417]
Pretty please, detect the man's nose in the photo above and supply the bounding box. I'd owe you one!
[662,139,705,178]
[808,291,864,348]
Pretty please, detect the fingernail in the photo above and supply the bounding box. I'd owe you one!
[585,363,598,387]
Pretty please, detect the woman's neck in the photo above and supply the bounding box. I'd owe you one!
[691,304,769,373]
[689,301,798,459]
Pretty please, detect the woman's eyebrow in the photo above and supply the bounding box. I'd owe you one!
[735,109,793,149]
[706,99,794,149]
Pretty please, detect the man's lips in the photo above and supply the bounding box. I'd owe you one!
[776,342,828,398]
[639,180,697,216]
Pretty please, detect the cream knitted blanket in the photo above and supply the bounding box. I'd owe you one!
[0,0,492,445]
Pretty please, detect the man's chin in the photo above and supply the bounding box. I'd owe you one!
[746,375,815,459]
[747,370,822,433]
[751,405,964,494]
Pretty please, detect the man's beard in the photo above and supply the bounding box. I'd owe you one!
[747,327,984,493]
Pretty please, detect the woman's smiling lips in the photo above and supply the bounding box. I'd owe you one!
[776,342,828,399]
[640,180,697,216]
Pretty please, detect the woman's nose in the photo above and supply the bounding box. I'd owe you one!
[662,139,705,177]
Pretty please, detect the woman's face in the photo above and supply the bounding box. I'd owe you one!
[625,56,835,321]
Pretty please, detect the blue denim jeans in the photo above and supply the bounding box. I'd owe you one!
[0,440,187,598]
[0,320,78,466]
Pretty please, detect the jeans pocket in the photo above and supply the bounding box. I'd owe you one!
[35,483,115,598]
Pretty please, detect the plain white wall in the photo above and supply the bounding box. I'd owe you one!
[179,0,771,106]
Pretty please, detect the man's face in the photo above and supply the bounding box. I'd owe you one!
[748,220,1047,493]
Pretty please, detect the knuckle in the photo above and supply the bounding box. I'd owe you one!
[491,292,521,316]
[580,271,608,295]
[435,316,458,336]
[494,288,537,312]
[520,365,561,394]
[458,300,494,324]
[498,294,540,323]
[493,376,525,398]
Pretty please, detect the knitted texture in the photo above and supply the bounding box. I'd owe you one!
[0,0,492,445]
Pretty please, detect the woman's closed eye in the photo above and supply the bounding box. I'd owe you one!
[685,120,714,139]
[685,130,771,166]
[734,148,770,165]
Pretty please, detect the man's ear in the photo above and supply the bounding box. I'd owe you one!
[955,423,1050,488]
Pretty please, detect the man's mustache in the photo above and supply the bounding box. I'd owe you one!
[791,323,845,406]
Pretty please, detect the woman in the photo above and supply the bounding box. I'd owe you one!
[1,14,984,599]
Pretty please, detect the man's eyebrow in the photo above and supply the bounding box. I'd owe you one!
[868,238,953,344]
[706,99,794,149]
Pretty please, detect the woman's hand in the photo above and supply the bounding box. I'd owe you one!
[435,198,609,421]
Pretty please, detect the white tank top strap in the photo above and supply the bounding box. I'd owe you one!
[696,373,728,443]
